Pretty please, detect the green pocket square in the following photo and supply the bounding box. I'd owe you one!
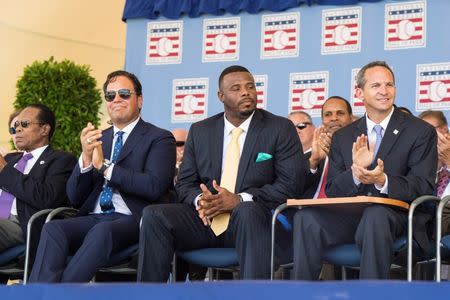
[256,152,273,162]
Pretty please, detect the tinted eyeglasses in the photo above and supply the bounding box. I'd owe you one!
[176,141,185,147]
[105,89,136,102]
[295,122,312,130]
[14,120,44,129]
[9,127,16,135]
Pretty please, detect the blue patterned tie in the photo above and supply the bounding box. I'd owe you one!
[373,125,383,159]
[99,131,124,213]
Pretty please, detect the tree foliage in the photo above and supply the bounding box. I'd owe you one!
[15,57,102,155]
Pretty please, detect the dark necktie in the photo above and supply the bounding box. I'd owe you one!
[0,153,34,218]
[437,168,450,198]
[99,131,124,213]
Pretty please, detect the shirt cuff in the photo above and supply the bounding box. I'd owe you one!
[104,163,114,180]
[352,175,361,186]
[240,192,253,202]
[78,155,93,173]
[194,193,202,208]
[375,174,388,194]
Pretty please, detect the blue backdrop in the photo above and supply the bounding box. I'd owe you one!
[124,0,450,129]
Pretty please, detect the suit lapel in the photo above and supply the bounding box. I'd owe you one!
[354,116,368,142]
[102,127,114,162]
[374,109,405,162]
[27,146,54,174]
[211,115,225,184]
[116,119,144,164]
[235,110,263,192]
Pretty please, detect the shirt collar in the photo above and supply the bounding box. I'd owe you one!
[365,107,394,134]
[113,117,140,137]
[223,111,255,136]
[25,144,48,159]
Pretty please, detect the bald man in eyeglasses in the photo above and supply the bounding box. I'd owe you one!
[288,111,315,155]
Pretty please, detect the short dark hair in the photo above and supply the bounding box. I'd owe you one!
[419,110,448,126]
[321,96,353,117]
[103,70,142,96]
[356,61,395,89]
[8,110,21,128]
[26,103,56,140]
[218,65,251,90]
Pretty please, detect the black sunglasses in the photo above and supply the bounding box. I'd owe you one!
[295,122,312,130]
[14,120,44,129]
[176,141,185,147]
[9,127,16,135]
[105,89,136,102]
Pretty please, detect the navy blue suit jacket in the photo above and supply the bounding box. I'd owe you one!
[66,118,176,222]
[176,109,305,211]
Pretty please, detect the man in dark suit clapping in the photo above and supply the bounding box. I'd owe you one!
[29,70,176,282]
[137,65,305,281]
[293,61,437,280]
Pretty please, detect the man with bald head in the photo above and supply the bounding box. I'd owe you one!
[288,111,315,154]
[171,128,188,174]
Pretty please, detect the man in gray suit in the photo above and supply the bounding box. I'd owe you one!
[293,61,437,280]
[137,65,305,281]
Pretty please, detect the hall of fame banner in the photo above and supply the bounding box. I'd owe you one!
[146,21,183,65]
[254,75,268,110]
[321,7,362,55]
[171,78,208,123]
[350,68,365,115]
[385,0,426,50]
[261,12,300,59]
[202,17,240,62]
[416,62,450,111]
[289,71,329,117]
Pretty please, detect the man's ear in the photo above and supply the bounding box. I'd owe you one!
[41,124,51,137]
[355,87,364,101]
[217,90,224,102]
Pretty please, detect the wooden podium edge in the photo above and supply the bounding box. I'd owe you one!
[287,196,409,210]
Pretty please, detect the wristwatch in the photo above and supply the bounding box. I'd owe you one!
[98,159,112,175]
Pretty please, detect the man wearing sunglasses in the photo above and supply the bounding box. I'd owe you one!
[30,70,176,282]
[0,104,77,271]
[288,111,315,155]
[171,128,188,177]
[137,65,304,281]
[0,110,21,156]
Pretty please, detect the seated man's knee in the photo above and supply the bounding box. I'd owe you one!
[232,202,266,221]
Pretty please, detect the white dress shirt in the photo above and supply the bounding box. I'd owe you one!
[194,112,255,206]
[79,117,140,215]
[353,107,394,194]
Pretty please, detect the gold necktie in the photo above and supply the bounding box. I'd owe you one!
[211,127,244,236]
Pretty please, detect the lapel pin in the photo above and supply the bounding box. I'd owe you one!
[393,129,399,135]
[40,161,45,165]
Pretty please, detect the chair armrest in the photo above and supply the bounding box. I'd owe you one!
[436,195,450,282]
[407,195,440,282]
[23,208,54,284]
[45,207,79,223]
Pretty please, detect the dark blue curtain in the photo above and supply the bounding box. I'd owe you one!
[123,0,384,21]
